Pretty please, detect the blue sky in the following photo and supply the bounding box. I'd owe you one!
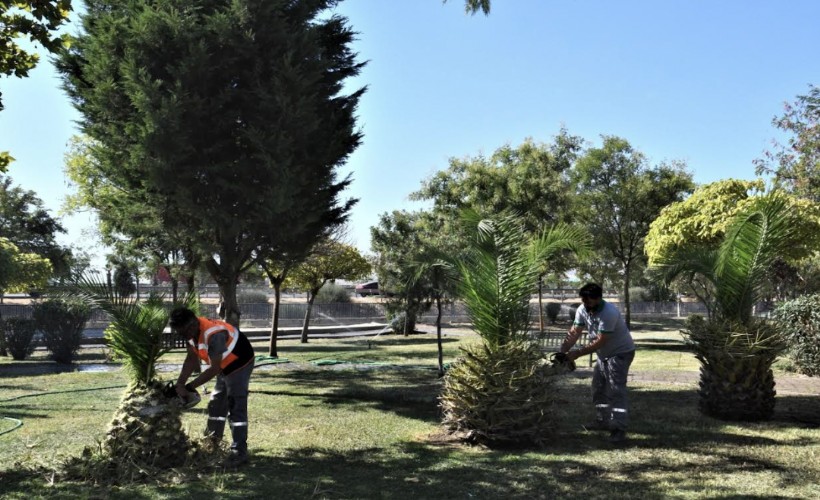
[1,0,819,270]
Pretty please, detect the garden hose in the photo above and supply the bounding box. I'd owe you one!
[0,385,127,437]
[0,416,23,436]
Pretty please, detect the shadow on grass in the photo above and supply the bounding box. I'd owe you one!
[2,381,817,499]
[4,433,808,499]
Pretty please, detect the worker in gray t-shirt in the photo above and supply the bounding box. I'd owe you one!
[560,283,636,443]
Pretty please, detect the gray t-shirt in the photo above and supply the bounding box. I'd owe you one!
[574,300,635,358]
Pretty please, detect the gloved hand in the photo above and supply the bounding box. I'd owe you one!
[549,351,577,372]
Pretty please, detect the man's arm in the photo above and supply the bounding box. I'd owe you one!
[185,351,222,391]
[560,325,584,353]
[566,333,610,361]
[175,345,200,397]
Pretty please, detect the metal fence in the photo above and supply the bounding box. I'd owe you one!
[0,300,727,332]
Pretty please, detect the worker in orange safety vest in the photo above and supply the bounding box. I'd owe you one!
[170,306,255,467]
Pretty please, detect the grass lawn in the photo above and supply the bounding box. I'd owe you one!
[1,319,818,499]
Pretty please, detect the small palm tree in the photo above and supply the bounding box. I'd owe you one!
[653,192,796,420]
[439,211,589,445]
[64,275,200,481]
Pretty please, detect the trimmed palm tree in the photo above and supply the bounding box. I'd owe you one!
[653,192,797,420]
[439,211,590,445]
[63,275,201,482]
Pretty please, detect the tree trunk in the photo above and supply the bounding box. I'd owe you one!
[436,295,444,377]
[217,276,241,328]
[171,277,179,303]
[269,282,282,357]
[538,275,544,334]
[301,288,319,343]
[623,264,631,328]
[0,310,6,356]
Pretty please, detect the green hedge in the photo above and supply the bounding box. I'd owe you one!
[773,295,820,377]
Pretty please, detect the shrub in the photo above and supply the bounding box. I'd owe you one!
[545,302,562,324]
[33,298,92,364]
[567,303,581,322]
[1,318,37,360]
[773,295,820,377]
[315,283,351,304]
[237,290,270,303]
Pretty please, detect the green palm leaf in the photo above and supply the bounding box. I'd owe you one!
[454,211,590,348]
[69,274,198,386]
[714,192,796,323]
[653,191,797,323]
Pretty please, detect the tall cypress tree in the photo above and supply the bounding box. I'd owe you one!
[58,0,363,325]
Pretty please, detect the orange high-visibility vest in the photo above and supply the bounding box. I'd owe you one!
[189,317,241,369]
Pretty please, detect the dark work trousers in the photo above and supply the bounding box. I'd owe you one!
[591,350,635,431]
[206,359,254,455]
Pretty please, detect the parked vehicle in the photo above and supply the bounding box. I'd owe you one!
[355,281,380,296]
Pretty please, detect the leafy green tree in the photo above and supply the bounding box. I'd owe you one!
[0,174,72,278]
[755,85,820,202]
[260,248,312,357]
[652,192,799,421]
[370,210,438,335]
[572,136,694,326]
[444,0,490,15]
[646,179,820,306]
[1,0,72,169]
[412,131,585,328]
[0,237,52,299]
[57,0,363,327]
[400,212,466,375]
[646,179,766,265]
[63,135,202,300]
[287,239,370,343]
[413,131,582,233]
[439,211,588,445]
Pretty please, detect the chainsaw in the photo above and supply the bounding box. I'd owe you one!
[548,351,577,372]
[162,381,202,410]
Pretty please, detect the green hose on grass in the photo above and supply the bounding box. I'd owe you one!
[0,385,127,437]
[0,416,23,436]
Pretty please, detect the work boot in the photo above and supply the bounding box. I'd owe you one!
[609,429,627,444]
[222,449,249,468]
[583,420,610,432]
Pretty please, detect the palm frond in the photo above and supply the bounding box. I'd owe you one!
[70,273,175,386]
[528,223,592,267]
[650,246,719,289]
[455,213,539,347]
[715,192,796,323]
